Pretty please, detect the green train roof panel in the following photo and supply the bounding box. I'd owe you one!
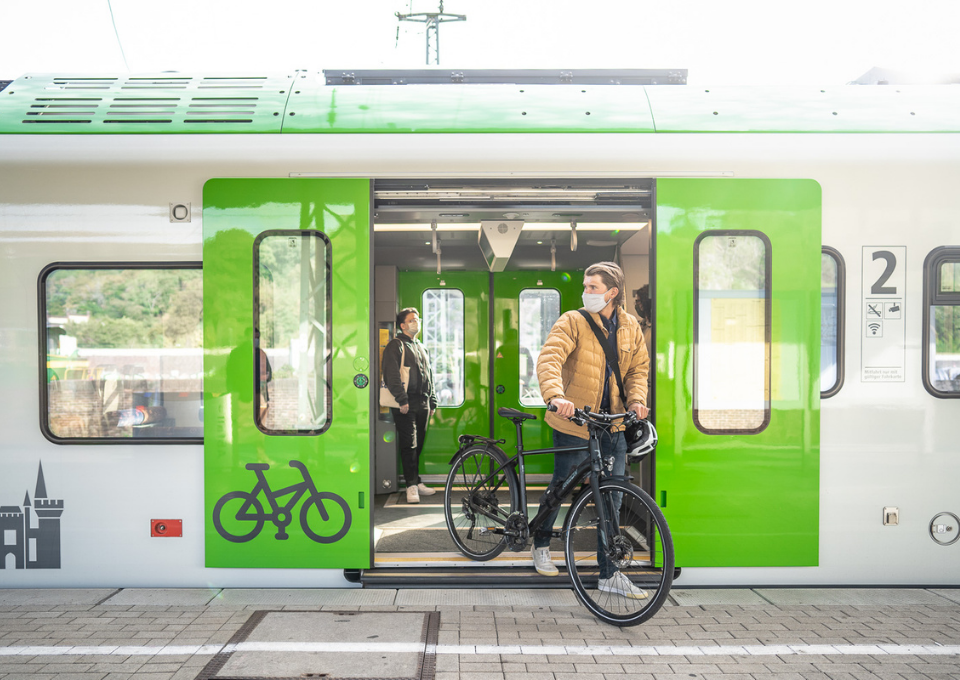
[2,72,959,134]
[0,73,295,133]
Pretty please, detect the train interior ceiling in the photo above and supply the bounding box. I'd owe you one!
[372,178,653,271]
[368,178,654,577]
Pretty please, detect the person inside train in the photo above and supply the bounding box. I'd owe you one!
[533,261,651,597]
[381,307,439,504]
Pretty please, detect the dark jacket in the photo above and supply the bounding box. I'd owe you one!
[382,332,438,410]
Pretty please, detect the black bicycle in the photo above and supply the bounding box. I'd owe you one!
[444,405,674,627]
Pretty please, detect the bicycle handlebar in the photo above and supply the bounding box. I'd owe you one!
[547,402,646,428]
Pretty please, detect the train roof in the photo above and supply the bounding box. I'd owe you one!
[1,71,959,134]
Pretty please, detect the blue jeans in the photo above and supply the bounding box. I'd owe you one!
[533,428,626,579]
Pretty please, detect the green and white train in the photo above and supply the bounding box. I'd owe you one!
[1,70,958,588]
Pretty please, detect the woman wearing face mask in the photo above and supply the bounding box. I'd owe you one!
[530,262,650,598]
[381,307,439,504]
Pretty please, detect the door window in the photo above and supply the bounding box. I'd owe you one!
[422,288,465,407]
[821,247,845,397]
[518,289,561,406]
[693,231,772,434]
[924,248,960,397]
[254,230,332,434]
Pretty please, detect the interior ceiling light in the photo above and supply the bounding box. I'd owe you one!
[375,223,482,231]
[374,187,650,202]
[374,221,650,232]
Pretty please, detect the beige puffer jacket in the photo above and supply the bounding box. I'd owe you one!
[537,307,649,439]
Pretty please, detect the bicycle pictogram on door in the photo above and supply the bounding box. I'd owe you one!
[212,460,352,544]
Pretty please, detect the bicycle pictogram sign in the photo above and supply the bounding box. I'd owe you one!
[213,460,352,544]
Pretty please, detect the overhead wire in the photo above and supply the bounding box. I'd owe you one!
[106,0,130,71]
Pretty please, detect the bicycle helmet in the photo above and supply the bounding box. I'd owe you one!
[625,419,658,460]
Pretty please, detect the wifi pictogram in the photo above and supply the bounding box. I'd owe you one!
[868,322,881,336]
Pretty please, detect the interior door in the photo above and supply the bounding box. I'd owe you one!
[492,270,584,475]
[203,178,372,569]
[655,178,821,567]
[397,271,490,478]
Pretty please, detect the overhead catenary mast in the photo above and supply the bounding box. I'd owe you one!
[396,1,466,66]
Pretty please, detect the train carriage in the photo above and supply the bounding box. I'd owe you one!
[0,70,958,588]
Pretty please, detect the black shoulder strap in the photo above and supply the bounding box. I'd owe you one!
[577,309,626,404]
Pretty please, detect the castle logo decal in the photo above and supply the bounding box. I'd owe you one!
[1,462,64,569]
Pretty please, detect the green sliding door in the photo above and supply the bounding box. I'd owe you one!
[203,178,372,569]
[397,271,490,477]
[655,178,821,567]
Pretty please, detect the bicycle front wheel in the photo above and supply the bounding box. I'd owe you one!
[444,445,519,560]
[564,480,674,627]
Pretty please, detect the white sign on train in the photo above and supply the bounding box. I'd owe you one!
[861,246,906,382]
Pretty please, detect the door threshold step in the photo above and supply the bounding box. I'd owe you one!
[360,565,572,589]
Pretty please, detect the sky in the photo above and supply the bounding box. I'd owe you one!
[2,0,959,85]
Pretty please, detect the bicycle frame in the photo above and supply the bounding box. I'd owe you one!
[462,418,619,547]
[244,461,317,528]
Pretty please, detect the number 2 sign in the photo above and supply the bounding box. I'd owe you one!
[861,246,906,382]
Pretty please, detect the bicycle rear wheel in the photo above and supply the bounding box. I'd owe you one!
[444,445,519,560]
[563,479,674,627]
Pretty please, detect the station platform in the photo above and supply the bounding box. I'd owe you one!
[1,587,958,679]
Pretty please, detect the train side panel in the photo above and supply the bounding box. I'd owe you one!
[1,132,958,585]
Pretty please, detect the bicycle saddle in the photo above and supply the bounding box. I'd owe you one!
[497,407,536,421]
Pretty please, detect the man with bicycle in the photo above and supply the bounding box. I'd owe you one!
[533,261,650,598]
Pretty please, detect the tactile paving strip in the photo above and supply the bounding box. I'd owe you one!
[395,588,579,606]
[103,588,221,606]
[0,588,119,605]
[210,588,397,607]
[755,588,958,606]
[195,610,439,680]
[930,588,960,605]
[670,588,768,606]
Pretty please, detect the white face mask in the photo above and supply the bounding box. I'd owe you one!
[405,320,420,335]
[582,291,610,314]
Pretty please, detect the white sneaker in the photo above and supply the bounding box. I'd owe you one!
[406,485,420,504]
[416,483,436,496]
[598,571,650,600]
[532,546,559,577]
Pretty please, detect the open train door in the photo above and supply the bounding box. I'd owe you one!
[202,178,373,571]
[655,179,821,567]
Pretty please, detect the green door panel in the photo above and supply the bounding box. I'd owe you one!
[397,272,490,478]
[655,178,821,567]
[203,178,371,569]
[492,271,585,474]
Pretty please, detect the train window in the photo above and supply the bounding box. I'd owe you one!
[519,289,561,406]
[39,264,203,443]
[923,247,960,397]
[254,231,332,434]
[693,231,772,434]
[422,288,464,407]
[821,247,845,397]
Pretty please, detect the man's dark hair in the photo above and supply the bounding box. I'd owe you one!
[396,307,419,328]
